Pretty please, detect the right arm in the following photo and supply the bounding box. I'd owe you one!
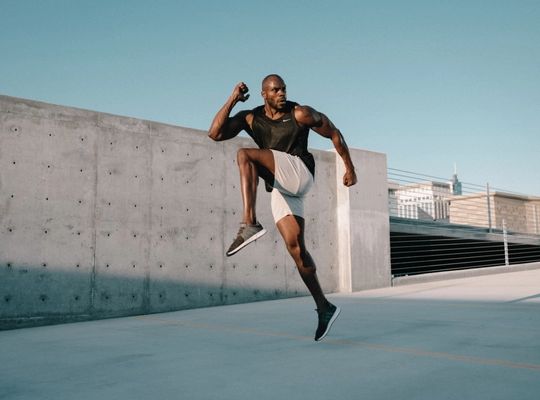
[208,82,251,141]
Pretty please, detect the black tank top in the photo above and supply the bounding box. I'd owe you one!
[246,101,315,176]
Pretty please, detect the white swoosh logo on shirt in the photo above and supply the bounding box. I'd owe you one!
[282,119,291,122]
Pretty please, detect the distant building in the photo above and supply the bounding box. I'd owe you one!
[449,192,540,234]
[451,172,462,195]
[393,181,452,221]
[388,181,400,217]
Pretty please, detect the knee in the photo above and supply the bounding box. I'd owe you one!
[237,148,250,166]
[286,241,309,266]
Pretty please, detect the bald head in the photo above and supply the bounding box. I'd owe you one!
[262,74,285,90]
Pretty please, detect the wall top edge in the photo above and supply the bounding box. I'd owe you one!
[1,94,378,159]
[0,93,207,135]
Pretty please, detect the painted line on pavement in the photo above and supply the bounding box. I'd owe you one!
[137,314,540,372]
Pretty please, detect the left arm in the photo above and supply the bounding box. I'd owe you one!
[295,106,357,187]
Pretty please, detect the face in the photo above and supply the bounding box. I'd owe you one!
[262,77,287,111]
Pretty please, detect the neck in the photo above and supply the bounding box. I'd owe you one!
[264,104,286,120]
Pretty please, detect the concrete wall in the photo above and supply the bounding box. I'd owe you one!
[0,95,391,329]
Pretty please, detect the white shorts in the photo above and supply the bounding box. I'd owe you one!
[270,150,314,223]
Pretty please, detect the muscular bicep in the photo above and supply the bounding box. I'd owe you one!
[294,105,340,140]
[311,113,339,139]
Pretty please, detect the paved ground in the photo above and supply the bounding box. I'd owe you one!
[1,268,539,400]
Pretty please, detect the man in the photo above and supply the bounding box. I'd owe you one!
[209,74,357,341]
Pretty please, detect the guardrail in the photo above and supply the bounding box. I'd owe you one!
[387,168,540,276]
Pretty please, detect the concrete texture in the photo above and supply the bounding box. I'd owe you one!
[1,268,539,400]
[337,148,391,291]
[0,94,391,328]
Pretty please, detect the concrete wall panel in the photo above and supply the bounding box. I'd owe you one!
[0,95,391,329]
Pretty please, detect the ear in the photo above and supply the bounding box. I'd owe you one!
[261,90,266,100]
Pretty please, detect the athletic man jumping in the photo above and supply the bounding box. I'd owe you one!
[209,74,357,341]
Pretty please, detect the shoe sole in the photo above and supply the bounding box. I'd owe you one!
[226,228,267,257]
[315,306,341,342]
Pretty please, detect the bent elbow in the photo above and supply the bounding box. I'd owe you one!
[208,129,222,142]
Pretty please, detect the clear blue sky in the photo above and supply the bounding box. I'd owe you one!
[1,0,539,195]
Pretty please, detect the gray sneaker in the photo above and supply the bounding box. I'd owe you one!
[226,222,267,256]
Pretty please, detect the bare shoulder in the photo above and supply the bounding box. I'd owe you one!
[293,104,322,127]
[245,111,254,126]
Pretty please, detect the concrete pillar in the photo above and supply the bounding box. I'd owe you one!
[336,148,391,292]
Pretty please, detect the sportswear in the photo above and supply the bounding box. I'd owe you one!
[246,101,315,177]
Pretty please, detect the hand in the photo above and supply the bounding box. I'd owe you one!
[343,169,357,187]
[233,82,250,103]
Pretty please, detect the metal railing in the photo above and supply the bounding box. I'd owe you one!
[387,168,540,276]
